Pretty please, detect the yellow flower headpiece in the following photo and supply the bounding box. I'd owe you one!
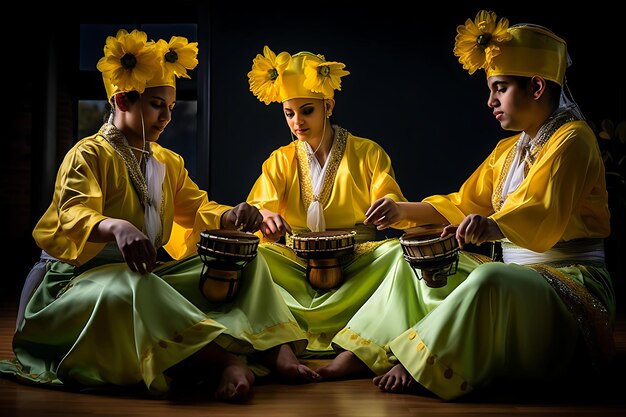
[97,29,199,102]
[453,11,568,86]
[248,45,350,105]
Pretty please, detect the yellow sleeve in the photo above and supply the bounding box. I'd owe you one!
[33,140,109,265]
[491,123,608,252]
[163,150,231,259]
[361,141,412,229]
[247,146,294,213]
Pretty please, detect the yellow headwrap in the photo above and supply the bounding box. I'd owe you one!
[248,45,350,105]
[97,29,199,102]
[453,11,567,86]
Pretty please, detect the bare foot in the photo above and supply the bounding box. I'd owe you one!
[263,344,321,383]
[214,360,255,402]
[189,341,255,402]
[316,350,372,380]
[373,363,418,393]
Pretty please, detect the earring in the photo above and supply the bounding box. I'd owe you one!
[327,110,333,118]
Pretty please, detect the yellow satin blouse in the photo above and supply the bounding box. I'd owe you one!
[33,133,231,265]
[247,131,410,238]
[424,121,610,252]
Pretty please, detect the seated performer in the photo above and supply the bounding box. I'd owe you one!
[0,29,318,403]
[246,46,415,355]
[318,10,616,400]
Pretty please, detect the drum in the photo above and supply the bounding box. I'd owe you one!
[291,230,356,290]
[399,225,459,288]
[197,229,260,303]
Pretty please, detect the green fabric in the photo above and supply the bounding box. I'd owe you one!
[0,252,307,395]
[334,251,615,400]
[259,239,412,353]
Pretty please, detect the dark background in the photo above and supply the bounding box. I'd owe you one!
[4,2,624,308]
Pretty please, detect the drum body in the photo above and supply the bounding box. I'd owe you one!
[399,225,459,288]
[197,229,259,302]
[292,230,356,289]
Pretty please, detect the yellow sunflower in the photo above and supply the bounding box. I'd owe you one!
[96,29,161,94]
[303,60,350,97]
[157,36,199,79]
[248,45,290,105]
[453,10,512,74]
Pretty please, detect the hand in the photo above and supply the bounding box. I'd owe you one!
[110,220,157,274]
[455,214,504,248]
[222,202,264,232]
[259,209,292,242]
[364,198,401,230]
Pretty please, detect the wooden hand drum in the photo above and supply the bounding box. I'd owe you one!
[292,230,356,290]
[399,225,459,288]
[197,229,259,303]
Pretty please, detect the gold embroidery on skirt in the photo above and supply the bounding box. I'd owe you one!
[526,263,615,370]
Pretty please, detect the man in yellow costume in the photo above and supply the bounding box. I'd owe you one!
[318,11,616,399]
[246,46,415,356]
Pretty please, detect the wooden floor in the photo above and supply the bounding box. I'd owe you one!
[1,297,625,417]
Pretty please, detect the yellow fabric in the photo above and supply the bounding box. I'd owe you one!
[279,52,327,101]
[246,131,412,236]
[33,132,231,266]
[423,121,610,252]
[486,25,567,86]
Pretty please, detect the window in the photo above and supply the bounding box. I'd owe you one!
[78,23,200,178]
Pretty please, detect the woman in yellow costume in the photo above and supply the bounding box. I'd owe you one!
[246,46,415,356]
[0,29,319,402]
[319,11,616,399]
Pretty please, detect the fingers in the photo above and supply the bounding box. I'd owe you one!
[124,241,157,275]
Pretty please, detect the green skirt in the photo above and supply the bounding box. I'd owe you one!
[333,251,615,400]
[0,252,306,395]
[258,238,415,354]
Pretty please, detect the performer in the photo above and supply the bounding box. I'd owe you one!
[0,29,318,403]
[247,46,415,354]
[320,11,615,400]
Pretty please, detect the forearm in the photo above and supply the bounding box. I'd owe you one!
[397,202,448,225]
[88,218,129,243]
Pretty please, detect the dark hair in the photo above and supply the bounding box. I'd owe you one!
[102,91,141,123]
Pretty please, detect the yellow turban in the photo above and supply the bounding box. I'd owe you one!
[454,11,567,86]
[248,46,350,105]
[97,29,198,102]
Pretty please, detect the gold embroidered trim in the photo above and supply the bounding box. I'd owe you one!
[296,125,348,211]
[492,110,577,212]
[492,145,517,212]
[526,263,615,371]
[100,123,163,247]
[460,251,493,265]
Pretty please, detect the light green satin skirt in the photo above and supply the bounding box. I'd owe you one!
[259,238,415,354]
[333,251,615,400]
[0,253,306,395]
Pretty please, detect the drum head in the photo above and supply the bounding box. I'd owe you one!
[296,230,354,239]
[197,229,260,263]
[292,230,356,259]
[200,229,260,243]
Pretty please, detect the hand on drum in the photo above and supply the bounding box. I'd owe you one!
[222,202,264,232]
[364,197,400,230]
[448,214,504,248]
[259,209,292,241]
